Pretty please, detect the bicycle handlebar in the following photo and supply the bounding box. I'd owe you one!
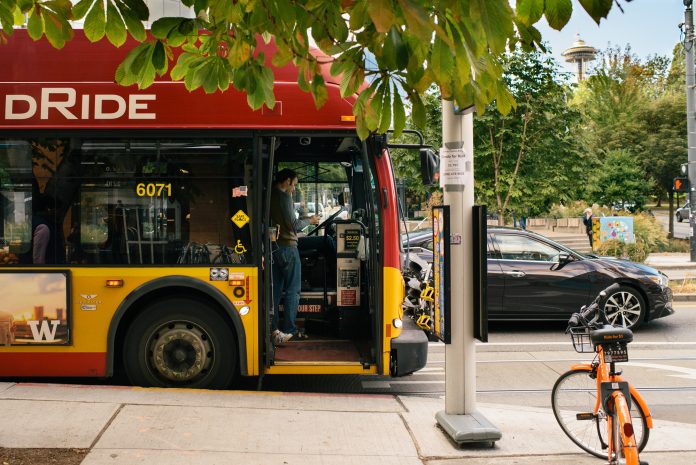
[566,283,621,331]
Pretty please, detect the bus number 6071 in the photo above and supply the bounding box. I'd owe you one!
[136,183,172,197]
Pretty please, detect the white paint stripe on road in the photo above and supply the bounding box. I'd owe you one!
[430,341,696,347]
[476,341,696,347]
[626,362,696,380]
[412,367,444,373]
[362,380,445,389]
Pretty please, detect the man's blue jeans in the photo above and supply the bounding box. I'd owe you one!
[272,245,301,335]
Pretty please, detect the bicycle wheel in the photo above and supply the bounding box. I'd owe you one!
[551,369,650,459]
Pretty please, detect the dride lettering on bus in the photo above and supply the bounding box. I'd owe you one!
[4,88,156,120]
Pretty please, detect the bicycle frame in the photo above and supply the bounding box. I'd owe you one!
[570,362,653,430]
[571,345,653,464]
[609,388,640,463]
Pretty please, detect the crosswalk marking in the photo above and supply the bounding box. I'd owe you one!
[362,380,445,389]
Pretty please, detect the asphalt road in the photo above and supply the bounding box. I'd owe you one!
[655,210,691,239]
[4,304,694,427]
[350,302,696,426]
[260,304,696,423]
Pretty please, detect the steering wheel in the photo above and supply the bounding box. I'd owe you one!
[307,207,346,236]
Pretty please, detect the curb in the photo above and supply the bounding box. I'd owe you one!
[674,294,696,301]
[647,265,696,270]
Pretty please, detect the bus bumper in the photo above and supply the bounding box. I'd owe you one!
[390,318,428,377]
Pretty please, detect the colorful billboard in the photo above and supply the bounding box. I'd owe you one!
[0,272,70,346]
[600,217,635,244]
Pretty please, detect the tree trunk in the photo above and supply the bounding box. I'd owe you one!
[656,191,663,207]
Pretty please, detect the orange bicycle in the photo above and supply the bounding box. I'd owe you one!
[552,283,652,465]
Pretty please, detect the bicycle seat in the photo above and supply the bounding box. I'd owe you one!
[590,325,633,345]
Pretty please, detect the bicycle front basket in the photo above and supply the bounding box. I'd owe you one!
[569,326,593,353]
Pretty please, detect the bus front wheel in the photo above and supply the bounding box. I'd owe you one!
[123,298,237,389]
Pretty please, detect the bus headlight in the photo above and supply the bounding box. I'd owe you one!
[392,318,403,329]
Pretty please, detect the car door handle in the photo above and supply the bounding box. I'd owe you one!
[503,270,526,278]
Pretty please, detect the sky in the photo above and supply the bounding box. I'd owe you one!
[536,0,686,77]
[0,273,67,318]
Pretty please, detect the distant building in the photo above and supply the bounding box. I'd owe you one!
[56,308,64,321]
[562,34,597,82]
[33,305,44,320]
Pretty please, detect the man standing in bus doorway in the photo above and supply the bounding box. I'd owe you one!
[270,169,310,345]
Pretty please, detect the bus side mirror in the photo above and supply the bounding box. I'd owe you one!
[420,148,439,186]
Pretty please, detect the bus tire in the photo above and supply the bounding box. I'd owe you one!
[123,298,237,389]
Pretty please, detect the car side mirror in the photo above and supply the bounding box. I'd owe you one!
[557,252,573,265]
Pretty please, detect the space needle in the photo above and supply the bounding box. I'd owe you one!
[562,34,597,82]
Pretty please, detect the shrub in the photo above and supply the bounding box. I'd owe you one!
[660,238,690,253]
[625,242,649,263]
[597,239,627,259]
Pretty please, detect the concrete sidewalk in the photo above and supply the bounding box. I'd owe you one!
[1,382,695,464]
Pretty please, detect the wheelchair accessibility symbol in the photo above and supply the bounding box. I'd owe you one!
[234,240,247,254]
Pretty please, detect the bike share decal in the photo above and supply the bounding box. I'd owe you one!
[209,268,229,281]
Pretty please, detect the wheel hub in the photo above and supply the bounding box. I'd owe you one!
[605,292,640,328]
[149,323,213,382]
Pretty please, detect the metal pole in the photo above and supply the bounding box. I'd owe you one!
[442,100,475,413]
[435,101,500,445]
[685,4,696,261]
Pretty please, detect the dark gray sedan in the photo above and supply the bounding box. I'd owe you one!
[402,227,674,329]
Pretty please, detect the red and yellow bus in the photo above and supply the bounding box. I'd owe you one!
[0,30,427,389]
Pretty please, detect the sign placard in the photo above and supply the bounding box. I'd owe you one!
[432,206,451,344]
[439,148,468,187]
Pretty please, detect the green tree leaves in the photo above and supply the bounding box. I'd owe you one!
[579,0,613,25]
[23,0,73,48]
[587,149,653,208]
[83,0,106,42]
[1,0,625,138]
[544,0,573,31]
[474,48,584,219]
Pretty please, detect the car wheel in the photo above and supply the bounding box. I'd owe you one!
[677,212,682,223]
[603,286,645,330]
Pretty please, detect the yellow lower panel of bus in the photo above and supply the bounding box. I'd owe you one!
[0,267,259,378]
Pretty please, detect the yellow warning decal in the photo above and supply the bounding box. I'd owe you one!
[231,210,250,228]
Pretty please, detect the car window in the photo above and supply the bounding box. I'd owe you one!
[487,237,501,259]
[495,233,559,262]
